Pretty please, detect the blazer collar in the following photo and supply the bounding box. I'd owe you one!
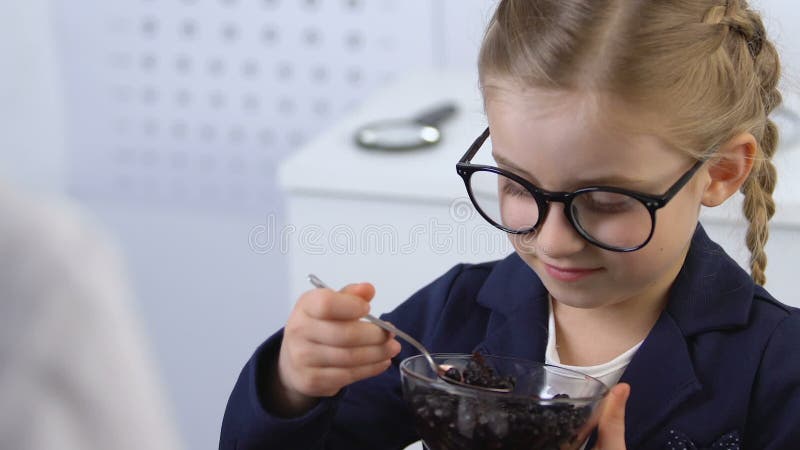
[665,224,755,336]
[472,224,757,447]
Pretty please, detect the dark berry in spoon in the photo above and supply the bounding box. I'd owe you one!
[443,367,463,382]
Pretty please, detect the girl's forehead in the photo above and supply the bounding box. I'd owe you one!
[483,81,658,135]
[483,84,686,189]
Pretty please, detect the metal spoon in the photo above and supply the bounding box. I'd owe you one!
[307,274,512,393]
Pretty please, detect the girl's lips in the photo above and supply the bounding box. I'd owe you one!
[543,263,603,282]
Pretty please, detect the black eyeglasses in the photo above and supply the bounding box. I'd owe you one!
[456,127,704,252]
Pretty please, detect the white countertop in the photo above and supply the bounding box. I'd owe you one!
[278,70,485,203]
[279,69,800,227]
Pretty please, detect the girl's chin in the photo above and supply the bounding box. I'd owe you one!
[552,295,603,309]
[538,277,612,309]
[548,291,609,309]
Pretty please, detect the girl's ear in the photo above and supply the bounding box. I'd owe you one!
[701,132,757,207]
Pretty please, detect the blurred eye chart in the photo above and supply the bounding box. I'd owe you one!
[53,0,459,211]
[46,0,800,214]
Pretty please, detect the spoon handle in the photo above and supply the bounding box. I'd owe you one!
[361,314,433,363]
[307,274,440,374]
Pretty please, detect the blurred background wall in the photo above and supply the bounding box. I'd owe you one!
[0,1,66,191]
[1,1,798,449]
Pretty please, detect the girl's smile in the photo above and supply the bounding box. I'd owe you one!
[543,262,604,283]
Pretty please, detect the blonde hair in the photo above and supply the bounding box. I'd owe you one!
[479,0,781,285]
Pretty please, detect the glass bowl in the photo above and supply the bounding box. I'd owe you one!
[400,353,608,450]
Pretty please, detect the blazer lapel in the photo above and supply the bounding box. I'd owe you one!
[617,312,702,446]
[475,298,549,360]
[472,253,550,361]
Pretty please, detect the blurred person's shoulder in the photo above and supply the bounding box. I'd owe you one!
[0,187,183,450]
[0,181,123,272]
[0,181,129,341]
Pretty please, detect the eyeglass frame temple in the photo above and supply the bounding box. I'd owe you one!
[457,127,490,165]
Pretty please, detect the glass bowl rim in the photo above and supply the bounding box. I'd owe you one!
[399,352,610,403]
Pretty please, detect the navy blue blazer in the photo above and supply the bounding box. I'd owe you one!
[220,225,800,449]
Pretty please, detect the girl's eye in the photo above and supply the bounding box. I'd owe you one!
[580,192,638,213]
[501,181,531,198]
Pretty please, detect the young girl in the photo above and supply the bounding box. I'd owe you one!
[221,1,800,448]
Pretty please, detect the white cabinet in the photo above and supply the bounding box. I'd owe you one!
[278,70,800,314]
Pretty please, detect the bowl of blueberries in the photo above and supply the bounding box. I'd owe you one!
[400,352,609,450]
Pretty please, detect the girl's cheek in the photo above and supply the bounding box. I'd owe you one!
[605,254,650,279]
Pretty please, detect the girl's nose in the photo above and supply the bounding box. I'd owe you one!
[524,202,586,258]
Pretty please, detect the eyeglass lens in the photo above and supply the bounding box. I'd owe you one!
[468,170,653,250]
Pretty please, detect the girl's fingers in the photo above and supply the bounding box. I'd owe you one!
[593,383,630,450]
[304,318,392,347]
[300,340,402,368]
[339,282,376,302]
[301,288,371,321]
[282,281,395,398]
[292,360,394,398]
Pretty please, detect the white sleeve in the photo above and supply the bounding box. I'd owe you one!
[0,187,183,450]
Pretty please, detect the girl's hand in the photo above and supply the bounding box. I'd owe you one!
[273,283,402,414]
[592,383,630,450]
